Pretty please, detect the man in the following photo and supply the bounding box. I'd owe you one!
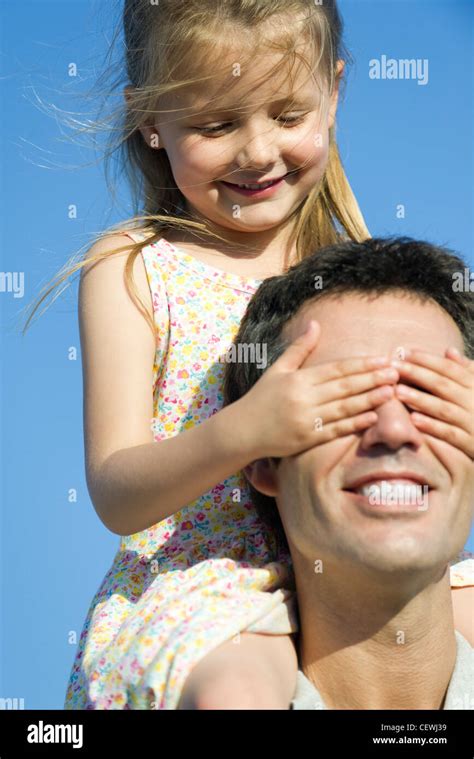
[223,236,473,709]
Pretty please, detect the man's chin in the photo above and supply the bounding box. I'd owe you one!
[324,488,454,576]
[333,537,450,578]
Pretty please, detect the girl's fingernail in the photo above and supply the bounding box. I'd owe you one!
[448,346,461,357]
[393,348,411,360]
[368,356,389,367]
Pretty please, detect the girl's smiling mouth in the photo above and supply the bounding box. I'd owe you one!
[219,174,288,197]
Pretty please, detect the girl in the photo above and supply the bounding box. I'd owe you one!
[25,0,472,709]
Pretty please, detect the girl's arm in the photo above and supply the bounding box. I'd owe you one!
[80,235,398,536]
[79,235,259,536]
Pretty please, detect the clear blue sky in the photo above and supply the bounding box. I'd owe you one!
[1,0,473,709]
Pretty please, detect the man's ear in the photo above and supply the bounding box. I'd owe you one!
[124,85,161,149]
[242,459,279,497]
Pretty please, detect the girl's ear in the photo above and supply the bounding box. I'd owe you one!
[140,128,160,149]
[328,59,345,130]
[123,86,161,149]
[243,459,279,497]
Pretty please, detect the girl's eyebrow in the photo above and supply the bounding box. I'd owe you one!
[183,95,315,116]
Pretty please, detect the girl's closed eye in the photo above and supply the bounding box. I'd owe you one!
[277,113,308,126]
[193,112,308,135]
[193,122,233,134]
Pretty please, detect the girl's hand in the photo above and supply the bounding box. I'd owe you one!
[237,320,399,459]
[391,347,474,459]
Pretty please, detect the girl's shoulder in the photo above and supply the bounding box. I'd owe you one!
[82,226,157,265]
[80,228,156,322]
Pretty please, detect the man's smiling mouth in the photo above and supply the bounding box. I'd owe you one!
[342,472,434,513]
[344,471,432,490]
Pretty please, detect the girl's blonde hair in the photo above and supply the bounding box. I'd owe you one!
[22,0,370,336]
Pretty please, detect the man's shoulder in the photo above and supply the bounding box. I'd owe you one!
[290,670,326,710]
[444,631,473,710]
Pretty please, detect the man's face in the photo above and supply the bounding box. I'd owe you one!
[263,293,473,575]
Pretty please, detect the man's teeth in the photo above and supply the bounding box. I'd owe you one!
[355,480,429,505]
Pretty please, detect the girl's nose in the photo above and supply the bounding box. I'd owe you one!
[234,120,280,169]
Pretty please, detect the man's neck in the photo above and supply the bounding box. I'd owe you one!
[296,560,457,710]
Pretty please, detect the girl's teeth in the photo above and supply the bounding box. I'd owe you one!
[238,180,276,189]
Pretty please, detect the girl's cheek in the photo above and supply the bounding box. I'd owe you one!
[167,147,211,181]
[178,139,229,173]
[289,123,329,166]
[290,138,328,175]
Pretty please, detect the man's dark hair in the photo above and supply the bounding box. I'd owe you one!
[223,236,474,553]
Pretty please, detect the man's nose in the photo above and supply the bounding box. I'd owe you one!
[360,396,425,451]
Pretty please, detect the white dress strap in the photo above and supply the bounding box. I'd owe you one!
[122,227,157,244]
